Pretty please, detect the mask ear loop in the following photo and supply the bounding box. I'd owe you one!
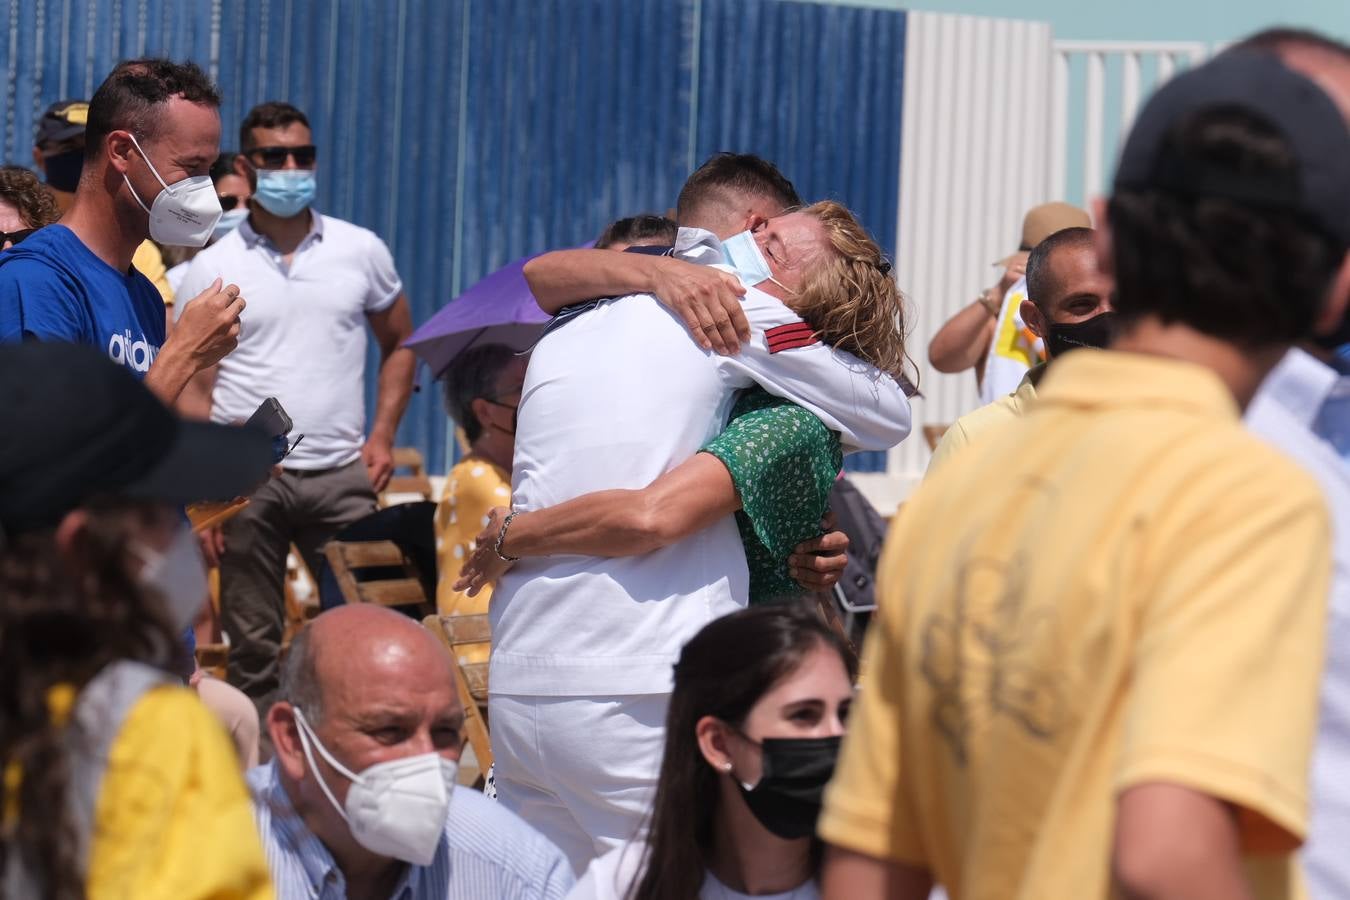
[720,719,763,791]
[293,707,361,824]
[125,132,174,193]
[120,131,176,216]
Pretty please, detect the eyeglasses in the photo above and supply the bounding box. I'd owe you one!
[0,228,35,246]
[218,194,246,211]
[247,145,317,169]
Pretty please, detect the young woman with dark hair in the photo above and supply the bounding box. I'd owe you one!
[567,603,856,900]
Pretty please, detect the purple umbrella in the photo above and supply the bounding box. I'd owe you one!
[404,252,555,378]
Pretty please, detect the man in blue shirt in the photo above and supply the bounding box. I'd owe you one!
[254,604,573,900]
[0,57,243,407]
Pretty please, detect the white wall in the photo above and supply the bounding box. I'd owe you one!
[850,11,1054,513]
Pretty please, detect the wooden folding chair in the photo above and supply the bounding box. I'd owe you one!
[379,447,435,506]
[282,546,321,650]
[322,539,435,618]
[423,613,494,784]
[923,424,950,451]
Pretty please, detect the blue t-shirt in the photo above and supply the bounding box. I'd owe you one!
[0,226,194,673]
[0,225,166,374]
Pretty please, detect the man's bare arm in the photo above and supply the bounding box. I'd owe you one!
[1113,784,1255,900]
[363,295,417,492]
[523,249,748,353]
[928,295,998,374]
[177,363,219,421]
[145,278,244,405]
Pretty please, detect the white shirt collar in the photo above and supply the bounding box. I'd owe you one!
[673,225,727,265]
[237,208,324,249]
[1260,347,1340,428]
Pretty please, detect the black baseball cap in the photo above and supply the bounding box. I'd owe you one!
[34,99,88,150]
[0,342,274,536]
[1114,51,1350,249]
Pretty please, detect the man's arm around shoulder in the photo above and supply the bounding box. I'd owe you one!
[718,289,912,452]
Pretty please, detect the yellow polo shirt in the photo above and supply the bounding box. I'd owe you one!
[132,240,175,305]
[821,350,1331,899]
[926,365,1043,475]
[435,456,511,664]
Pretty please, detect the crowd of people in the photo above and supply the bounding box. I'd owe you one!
[0,21,1347,900]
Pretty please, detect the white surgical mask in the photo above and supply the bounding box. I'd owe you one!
[211,207,248,242]
[122,132,223,247]
[720,230,790,292]
[131,523,209,632]
[293,707,457,866]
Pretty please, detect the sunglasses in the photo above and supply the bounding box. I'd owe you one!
[218,194,246,211]
[248,144,317,169]
[0,228,35,246]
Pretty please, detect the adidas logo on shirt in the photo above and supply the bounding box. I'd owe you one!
[107,329,159,373]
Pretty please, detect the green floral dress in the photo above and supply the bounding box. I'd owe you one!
[702,388,843,604]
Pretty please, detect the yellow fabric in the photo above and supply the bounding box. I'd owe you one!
[132,240,175,305]
[821,350,1330,900]
[926,375,1038,476]
[435,456,510,664]
[87,686,273,900]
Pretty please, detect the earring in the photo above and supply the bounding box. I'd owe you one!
[721,762,733,772]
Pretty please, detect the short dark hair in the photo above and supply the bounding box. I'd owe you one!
[85,58,221,161]
[676,153,801,225]
[239,101,311,152]
[1109,106,1343,348]
[1025,226,1095,311]
[210,152,240,184]
[595,214,678,250]
[278,623,324,723]
[1233,27,1350,58]
[442,343,518,443]
[0,166,61,229]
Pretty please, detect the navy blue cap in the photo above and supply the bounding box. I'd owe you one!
[1114,51,1350,248]
[0,342,274,535]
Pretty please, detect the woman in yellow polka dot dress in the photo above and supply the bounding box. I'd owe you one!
[436,344,527,662]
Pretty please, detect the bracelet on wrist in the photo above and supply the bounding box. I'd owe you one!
[977,294,1001,319]
[494,511,520,563]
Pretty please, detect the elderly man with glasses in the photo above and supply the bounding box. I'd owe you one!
[176,100,417,724]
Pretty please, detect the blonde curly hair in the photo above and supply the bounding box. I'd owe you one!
[792,200,909,379]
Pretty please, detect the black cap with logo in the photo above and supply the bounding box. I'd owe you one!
[1114,50,1350,250]
[0,342,274,538]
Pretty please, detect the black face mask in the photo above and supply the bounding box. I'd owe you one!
[734,734,841,840]
[43,148,84,194]
[483,398,517,436]
[1046,311,1117,358]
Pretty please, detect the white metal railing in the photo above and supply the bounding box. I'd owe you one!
[1050,40,1209,204]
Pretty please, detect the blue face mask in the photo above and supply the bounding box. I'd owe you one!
[211,207,248,242]
[721,230,789,291]
[254,169,316,218]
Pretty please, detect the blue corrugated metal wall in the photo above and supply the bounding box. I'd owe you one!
[1,0,906,474]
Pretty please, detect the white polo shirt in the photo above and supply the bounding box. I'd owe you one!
[1247,348,1350,900]
[491,233,912,696]
[176,211,402,470]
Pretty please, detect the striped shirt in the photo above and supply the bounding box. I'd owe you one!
[248,761,574,899]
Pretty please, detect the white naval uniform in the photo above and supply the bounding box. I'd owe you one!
[490,229,912,873]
